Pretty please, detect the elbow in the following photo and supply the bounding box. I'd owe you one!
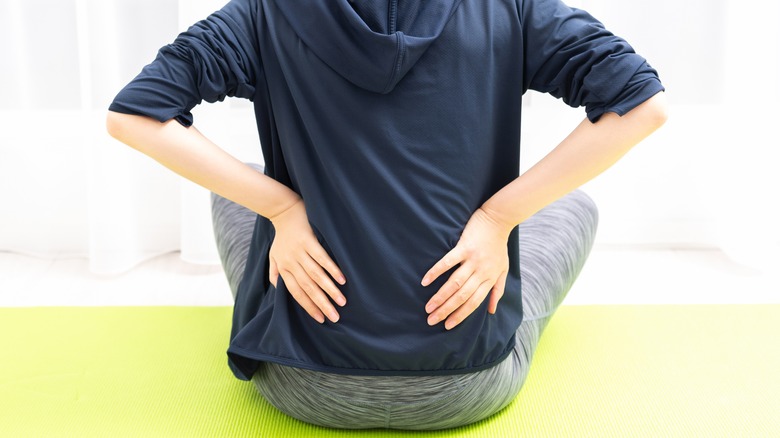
[106,110,127,141]
[106,111,153,146]
[645,91,669,130]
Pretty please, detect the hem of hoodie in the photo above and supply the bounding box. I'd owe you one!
[226,340,515,381]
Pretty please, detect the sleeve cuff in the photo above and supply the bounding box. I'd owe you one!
[586,75,666,123]
[108,101,194,127]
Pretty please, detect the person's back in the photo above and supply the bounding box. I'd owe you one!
[229,0,529,377]
[107,0,667,429]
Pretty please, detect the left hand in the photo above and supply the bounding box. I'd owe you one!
[268,198,347,324]
[421,207,513,330]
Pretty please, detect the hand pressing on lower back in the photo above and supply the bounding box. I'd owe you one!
[268,198,347,324]
[421,207,513,330]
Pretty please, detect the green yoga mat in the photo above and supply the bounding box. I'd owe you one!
[1,305,777,437]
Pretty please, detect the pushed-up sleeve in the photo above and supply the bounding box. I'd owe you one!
[520,0,664,122]
[108,0,261,127]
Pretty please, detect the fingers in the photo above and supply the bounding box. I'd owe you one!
[272,244,345,324]
[269,259,279,287]
[421,247,464,287]
[424,260,508,330]
[285,261,341,323]
[444,280,494,330]
[424,263,471,314]
[269,233,347,324]
[488,271,507,314]
[282,273,326,324]
[300,255,347,307]
[307,242,347,286]
[426,269,488,329]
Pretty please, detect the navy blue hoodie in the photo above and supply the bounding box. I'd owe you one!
[109,0,663,379]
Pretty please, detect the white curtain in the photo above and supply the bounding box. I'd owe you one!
[1,0,778,274]
[0,0,260,274]
[579,0,780,271]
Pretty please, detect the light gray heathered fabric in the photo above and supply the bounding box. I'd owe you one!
[211,164,598,430]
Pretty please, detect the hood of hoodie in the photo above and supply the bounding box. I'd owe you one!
[271,0,464,94]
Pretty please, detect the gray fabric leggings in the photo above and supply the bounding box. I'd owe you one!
[210,164,598,430]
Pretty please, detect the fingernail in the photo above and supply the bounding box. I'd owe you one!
[445,321,455,330]
[339,276,346,285]
[317,315,326,324]
[425,303,434,313]
[330,312,340,323]
[427,315,439,326]
[337,296,347,306]
[421,276,430,286]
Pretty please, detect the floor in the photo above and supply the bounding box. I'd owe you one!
[0,245,775,307]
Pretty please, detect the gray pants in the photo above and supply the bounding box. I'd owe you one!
[211,164,598,430]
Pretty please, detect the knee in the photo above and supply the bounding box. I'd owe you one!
[568,189,599,236]
[209,191,230,219]
[538,189,599,261]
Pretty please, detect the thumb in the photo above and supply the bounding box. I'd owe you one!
[488,271,508,314]
[269,259,279,287]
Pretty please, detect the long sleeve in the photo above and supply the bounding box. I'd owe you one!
[520,0,664,122]
[108,0,261,126]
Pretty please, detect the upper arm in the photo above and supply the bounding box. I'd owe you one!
[519,0,665,122]
[108,0,262,127]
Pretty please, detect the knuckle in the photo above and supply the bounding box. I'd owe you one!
[318,272,333,285]
[312,299,327,311]
[313,274,327,288]
[288,288,303,300]
[455,288,471,302]
[300,282,315,294]
[327,287,341,299]
[318,300,334,314]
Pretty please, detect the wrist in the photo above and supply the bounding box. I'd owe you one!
[476,205,516,237]
[267,197,304,226]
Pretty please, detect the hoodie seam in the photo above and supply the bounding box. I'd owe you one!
[388,0,398,33]
[383,32,406,93]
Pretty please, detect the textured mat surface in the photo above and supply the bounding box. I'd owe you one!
[1,305,777,437]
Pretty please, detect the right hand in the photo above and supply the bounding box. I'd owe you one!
[268,198,347,323]
[421,207,512,330]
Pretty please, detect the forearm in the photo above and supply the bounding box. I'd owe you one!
[481,92,668,230]
[105,111,300,220]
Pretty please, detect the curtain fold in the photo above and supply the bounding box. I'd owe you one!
[0,0,234,274]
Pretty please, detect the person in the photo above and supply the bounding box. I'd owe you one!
[106,0,667,430]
